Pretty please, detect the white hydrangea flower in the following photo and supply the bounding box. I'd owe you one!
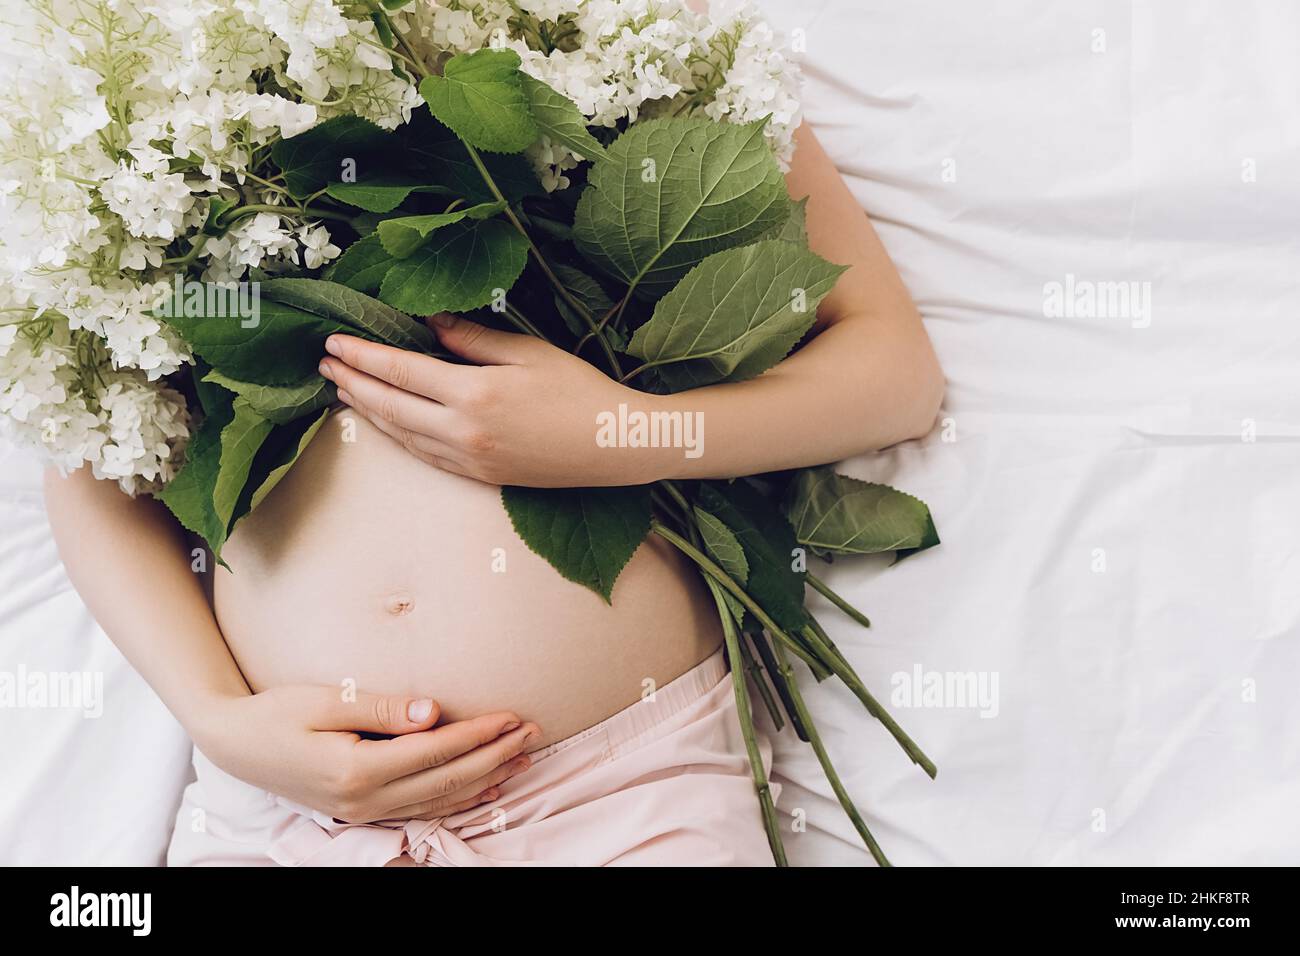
[299,224,341,270]
[93,375,192,494]
[102,162,197,241]
[0,0,802,494]
[401,0,804,186]
[0,319,189,494]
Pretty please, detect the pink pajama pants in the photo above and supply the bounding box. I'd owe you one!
[167,650,777,866]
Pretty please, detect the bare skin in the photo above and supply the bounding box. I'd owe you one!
[42,122,943,823]
[319,127,944,487]
[42,465,540,823]
[214,409,724,749]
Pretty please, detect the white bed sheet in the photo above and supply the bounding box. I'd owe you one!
[0,443,192,866]
[2,0,1297,866]
[752,0,1300,864]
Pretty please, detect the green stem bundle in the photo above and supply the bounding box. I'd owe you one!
[706,577,787,865]
[650,513,937,863]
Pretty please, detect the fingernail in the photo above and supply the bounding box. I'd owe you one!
[407,698,434,722]
[480,788,499,802]
[336,389,353,405]
[522,729,540,746]
[514,756,531,772]
[501,721,520,734]
[432,313,456,329]
[324,336,343,356]
[318,360,334,380]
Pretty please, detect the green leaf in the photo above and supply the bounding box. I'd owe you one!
[324,178,450,214]
[376,201,505,258]
[694,505,750,625]
[370,10,395,47]
[769,196,808,243]
[247,409,331,511]
[551,263,614,337]
[271,115,390,198]
[698,481,807,632]
[627,239,846,391]
[323,234,395,294]
[784,467,940,557]
[379,218,529,315]
[402,110,542,204]
[694,507,750,584]
[418,49,538,154]
[158,278,434,385]
[501,485,652,602]
[572,117,790,299]
[159,291,341,386]
[213,399,275,534]
[262,278,438,353]
[202,371,335,425]
[519,73,607,161]
[159,385,235,547]
[191,358,228,415]
[552,263,614,315]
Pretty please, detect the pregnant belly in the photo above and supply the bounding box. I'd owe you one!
[213,411,722,747]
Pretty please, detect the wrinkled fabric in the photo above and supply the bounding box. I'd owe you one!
[168,650,777,867]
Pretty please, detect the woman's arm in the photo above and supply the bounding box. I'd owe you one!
[652,124,944,478]
[42,467,250,727]
[43,468,540,822]
[316,124,943,487]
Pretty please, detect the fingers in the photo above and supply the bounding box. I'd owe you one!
[439,752,532,808]
[382,787,499,822]
[360,414,472,477]
[309,689,442,734]
[377,722,540,810]
[319,357,456,442]
[323,335,461,401]
[355,711,525,783]
[428,313,540,365]
[386,752,533,820]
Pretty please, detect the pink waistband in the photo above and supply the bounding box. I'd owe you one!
[267,649,732,867]
[526,646,728,764]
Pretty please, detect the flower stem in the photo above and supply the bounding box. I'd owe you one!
[655,521,935,777]
[501,301,545,339]
[807,571,871,628]
[805,612,851,670]
[797,623,937,779]
[619,359,661,384]
[747,627,809,741]
[649,520,827,677]
[225,203,353,223]
[705,577,787,866]
[660,479,692,516]
[162,235,210,268]
[737,627,784,732]
[768,635,892,867]
[461,142,625,378]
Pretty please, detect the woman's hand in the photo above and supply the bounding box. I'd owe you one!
[318,315,665,488]
[194,687,541,823]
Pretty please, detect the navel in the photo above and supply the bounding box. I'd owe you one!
[384,590,416,617]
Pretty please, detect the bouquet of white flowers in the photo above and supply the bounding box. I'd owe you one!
[0,0,939,865]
